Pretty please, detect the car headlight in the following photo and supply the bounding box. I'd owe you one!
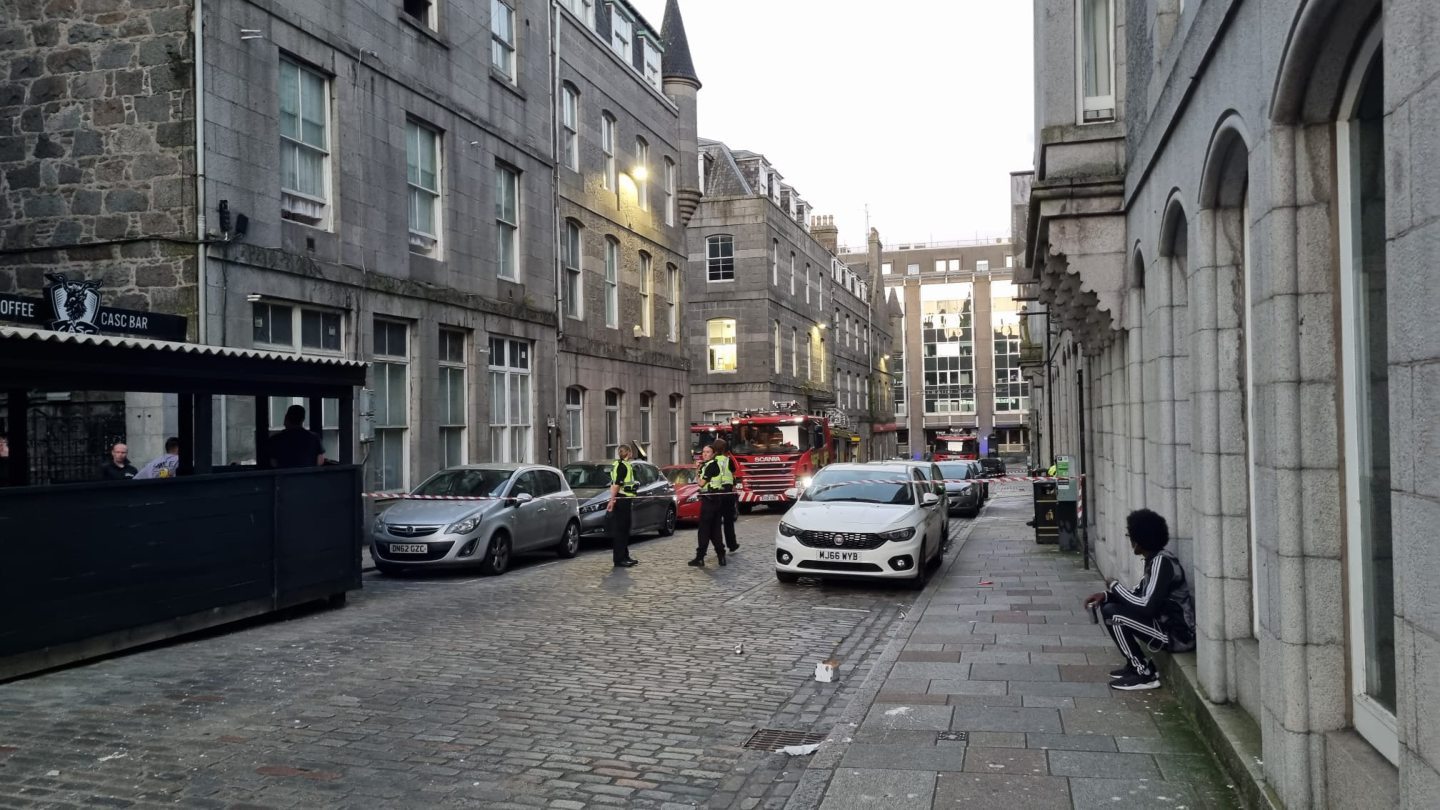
[446,516,482,535]
[960,485,973,495]
[798,476,813,489]
[878,527,916,542]
[580,501,607,514]
[684,493,699,504]
[778,522,800,537]
[372,516,386,534]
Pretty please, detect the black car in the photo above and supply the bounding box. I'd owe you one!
[979,458,1007,478]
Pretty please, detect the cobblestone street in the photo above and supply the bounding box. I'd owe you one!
[0,509,935,809]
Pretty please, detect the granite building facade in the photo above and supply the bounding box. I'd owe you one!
[1021,0,1440,805]
[684,140,897,462]
[1,0,700,487]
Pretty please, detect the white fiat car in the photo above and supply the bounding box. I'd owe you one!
[773,463,946,589]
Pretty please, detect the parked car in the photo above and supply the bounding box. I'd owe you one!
[662,464,703,524]
[869,460,952,545]
[936,461,983,517]
[563,460,677,539]
[371,464,580,576]
[979,457,1007,479]
[775,463,946,589]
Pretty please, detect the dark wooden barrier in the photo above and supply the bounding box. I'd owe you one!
[0,465,362,681]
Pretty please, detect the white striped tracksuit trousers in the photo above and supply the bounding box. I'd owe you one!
[1100,601,1168,677]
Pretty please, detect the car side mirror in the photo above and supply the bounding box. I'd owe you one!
[784,488,799,499]
[512,492,534,506]
[921,492,940,507]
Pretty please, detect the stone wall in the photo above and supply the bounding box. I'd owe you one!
[1,0,197,327]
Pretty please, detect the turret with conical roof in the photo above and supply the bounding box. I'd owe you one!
[661,0,702,225]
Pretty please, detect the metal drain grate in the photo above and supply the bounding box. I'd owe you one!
[937,731,968,742]
[743,728,828,751]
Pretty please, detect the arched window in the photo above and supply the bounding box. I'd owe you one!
[604,388,622,457]
[638,392,654,456]
[707,318,737,372]
[565,386,585,462]
[601,112,617,190]
[562,218,583,319]
[634,136,650,210]
[706,235,735,282]
[560,83,579,170]
[604,236,620,328]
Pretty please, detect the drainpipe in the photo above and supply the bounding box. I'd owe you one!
[193,0,208,343]
[549,0,563,463]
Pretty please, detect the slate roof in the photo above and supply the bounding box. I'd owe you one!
[660,0,701,87]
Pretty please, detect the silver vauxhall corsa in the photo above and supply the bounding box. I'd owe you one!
[371,464,580,576]
[563,460,677,540]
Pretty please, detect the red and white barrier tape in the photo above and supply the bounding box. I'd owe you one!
[363,475,1082,501]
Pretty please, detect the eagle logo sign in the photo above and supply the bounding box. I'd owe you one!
[44,272,101,334]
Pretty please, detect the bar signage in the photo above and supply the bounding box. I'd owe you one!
[0,273,187,342]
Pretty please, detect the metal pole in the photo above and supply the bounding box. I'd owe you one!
[1077,364,1089,570]
[1046,323,1055,463]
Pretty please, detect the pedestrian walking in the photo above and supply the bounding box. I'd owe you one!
[1083,508,1196,691]
[134,436,180,479]
[687,442,732,567]
[715,438,740,552]
[265,404,327,469]
[98,441,137,481]
[606,442,640,568]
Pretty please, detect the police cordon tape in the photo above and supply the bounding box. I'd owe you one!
[360,475,1083,501]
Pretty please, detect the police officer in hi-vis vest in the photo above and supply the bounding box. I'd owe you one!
[716,439,740,552]
[606,442,641,567]
[689,440,734,567]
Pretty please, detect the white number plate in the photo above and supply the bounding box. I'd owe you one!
[758,494,782,502]
[389,543,429,554]
[818,550,859,562]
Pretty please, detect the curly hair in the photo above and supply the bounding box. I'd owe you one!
[1125,508,1170,554]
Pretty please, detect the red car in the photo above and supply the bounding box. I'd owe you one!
[663,465,703,524]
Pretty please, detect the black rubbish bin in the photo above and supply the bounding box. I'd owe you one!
[1055,500,1078,551]
[1032,481,1058,544]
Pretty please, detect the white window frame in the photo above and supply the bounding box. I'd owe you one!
[1076,0,1116,123]
[663,157,676,226]
[771,240,779,286]
[604,236,620,328]
[561,0,594,28]
[789,252,796,296]
[487,336,533,463]
[438,327,468,468]
[373,318,410,491]
[666,263,679,342]
[638,392,653,456]
[490,0,516,80]
[563,219,583,320]
[1336,27,1398,766]
[790,326,797,377]
[495,162,520,281]
[610,6,633,62]
[805,264,811,304]
[561,84,579,171]
[638,251,653,337]
[604,389,621,458]
[706,234,735,282]
[635,137,650,211]
[278,58,331,229]
[773,320,781,373]
[253,301,345,356]
[707,318,737,374]
[601,113,617,191]
[406,119,441,255]
[565,386,584,463]
[641,35,662,90]
[668,394,681,464]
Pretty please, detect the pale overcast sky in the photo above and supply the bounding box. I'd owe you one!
[628,0,1035,250]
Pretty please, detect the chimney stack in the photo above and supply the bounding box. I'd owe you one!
[810,214,839,254]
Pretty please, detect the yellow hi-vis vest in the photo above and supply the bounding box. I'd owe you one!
[610,458,637,496]
[702,455,734,491]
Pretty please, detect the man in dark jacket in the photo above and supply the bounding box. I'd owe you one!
[1083,508,1193,691]
[99,441,137,481]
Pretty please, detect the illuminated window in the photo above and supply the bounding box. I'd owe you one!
[707,318,737,373]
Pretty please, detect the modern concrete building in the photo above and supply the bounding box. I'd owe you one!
[840,238,1029,463]
[684,140,897,462]
[1,0,700,487]
[1021,0,1439,806]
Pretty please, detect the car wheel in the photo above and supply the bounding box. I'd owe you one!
[480,532,512,575]
[738,503,755,515]
[658,505,676,537]
[904,542,931,590]
[555,520,580,558]
[776,570,800,584]
[375,561,405,576]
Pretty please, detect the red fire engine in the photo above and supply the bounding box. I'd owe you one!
[727,402,830,512]
[689,422,732,461]
[931,433,979,461]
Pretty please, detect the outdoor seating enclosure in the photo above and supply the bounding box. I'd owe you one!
[0,326,369,681]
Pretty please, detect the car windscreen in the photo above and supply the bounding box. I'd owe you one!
[563,464,613,489]
[937,463,971,481]
[414,469,512,497]
[802,469,914,505]
[665,467,698,485]
[732,423,809,455]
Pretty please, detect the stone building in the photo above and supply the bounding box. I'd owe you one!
[840,238,1028,463]
[1,0,700,487]
[1021,0,1439,805]
[684,140,897,462]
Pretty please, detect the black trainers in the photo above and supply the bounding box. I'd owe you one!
[1110,672,1161,691]
[1109,664,1135,679]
